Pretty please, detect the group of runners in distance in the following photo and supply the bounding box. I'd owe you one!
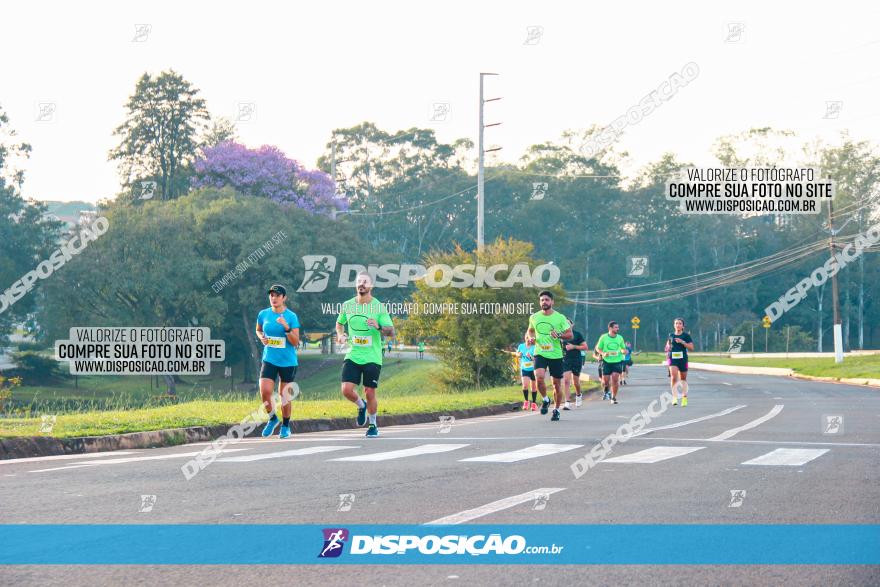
[253,277,695,438]
[517,290,694,421]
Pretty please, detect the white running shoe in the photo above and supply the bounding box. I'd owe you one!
[575,394,583,407]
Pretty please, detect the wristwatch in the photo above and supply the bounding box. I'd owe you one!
[284,327,292,333]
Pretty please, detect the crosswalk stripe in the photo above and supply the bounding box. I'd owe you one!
[331,443,469,462]
[28,449,250,473]
[601,446,705,464]
[460,443,583,463]
[217,446,359,462]
[426,487,566,525]
[634,405,746,437]
[741,448,829,466]
[0,451,140,465]
[708,405,784,441]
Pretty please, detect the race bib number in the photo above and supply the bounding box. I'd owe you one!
[606,350,618,357]
[352,335,372,347]
[266,336,286,348]
[671,351,684,359]
[539,343,554,352]
[522,360,534,369]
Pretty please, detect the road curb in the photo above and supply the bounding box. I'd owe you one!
[789,373,880,388]
[0,402,519,460]
[687,362,880,388]
[687,362,794,376]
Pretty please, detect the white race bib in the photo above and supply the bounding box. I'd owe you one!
[539,343,553,352]
[522,360,534,369]
[671,351,684,359]
[266,336,286,348]
[352,335,372,347]
[606,350,619,357]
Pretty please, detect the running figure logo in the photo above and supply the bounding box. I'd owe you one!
[533,493,550,510]
[438,415,455,433]
[530,182,548,200]
[337,494,355,512]
[822,415,843,435]
[318,528,349,558]
[727,336,745,353]
[297,255,337,293]
[728,490,746,508]
[40,415,57,433]
[139,494,157,512]
[627,256,649,277]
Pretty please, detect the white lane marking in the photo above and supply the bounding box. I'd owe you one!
[633,436,880,448]
[217,446,359,462]
[722,382,732,386]
[634,405,746,437]
[602,446,705,464]
[0,451,140,465]
[331,444,469,462]
[426,487,566,525]
[28,449,250,473]
[460,443,583,463]
[189,437,353,447]
[742,448,829,466]
[708,405,784,441]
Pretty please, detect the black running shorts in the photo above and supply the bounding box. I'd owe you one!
[341,359,382,388]
[534,355,564,379]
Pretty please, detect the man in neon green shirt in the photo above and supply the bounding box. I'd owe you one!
[526,290,572,422]
[336,272,394,437]
[595,320,627,404]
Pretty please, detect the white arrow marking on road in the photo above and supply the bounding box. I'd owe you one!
[331,444,469,462]
[28,449,250,473]
[425,487,566,525]
[0,451,140,465]
[602,446,705,464]
[741,448,829,466]
[460,444,583,463]
[217,446,360,462]
[634,405,746,437]
[708,405,784,441]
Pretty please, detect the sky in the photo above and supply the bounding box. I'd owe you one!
[2,0,879,203]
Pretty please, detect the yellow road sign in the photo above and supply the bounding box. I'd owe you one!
[762,316,771,328]
[631,316,640,325]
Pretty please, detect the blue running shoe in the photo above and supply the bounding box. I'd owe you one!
[356,404,368,427]
[279,424,291,439]
[262,414,279,437]
[540,398,550,415]
[366,424,379,437]
[550,409,560,421]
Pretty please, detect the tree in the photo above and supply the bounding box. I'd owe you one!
[401,239,563,388]
[0,105,62,345]
[203,117,238,148]
[109,69,210,201]
[192,142,346,214]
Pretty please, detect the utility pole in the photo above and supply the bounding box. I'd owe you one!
[477,72,501,252]
[828,199,844,363]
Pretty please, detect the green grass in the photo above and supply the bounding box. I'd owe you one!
[685,354,880,379]
[4,355,442,414]
[0,385,526,438]
[0,355,565,438]
[628,351,880,379]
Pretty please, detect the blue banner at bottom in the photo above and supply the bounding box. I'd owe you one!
[0,525,877,565]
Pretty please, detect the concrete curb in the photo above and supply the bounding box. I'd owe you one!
[789,373,880,388]
[0,402,520,461]
[686,362,880,388]
[687,362,794,376]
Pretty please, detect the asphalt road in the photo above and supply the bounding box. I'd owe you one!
[1,366,878,586]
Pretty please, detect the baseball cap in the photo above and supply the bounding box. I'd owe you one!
[268,284,287,296]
